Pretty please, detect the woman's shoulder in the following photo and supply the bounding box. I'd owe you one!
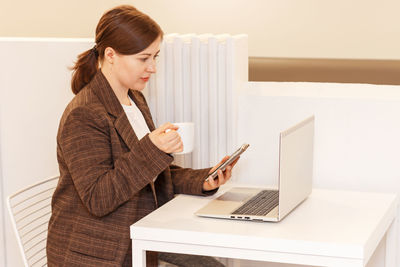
[59,87,109,127]
[68,86,106,113]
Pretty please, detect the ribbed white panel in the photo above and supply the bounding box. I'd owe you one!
[199,34,210,168]
[181,35,194,123]
[208,36,218,166]
[171,36,184,166]
[216,35,228,160]
[164,35,175,124]
[226,37,234,152]
[173,36,183,123]
[190,36,201,168]
[181,35,193,167]
[145,34,248,169]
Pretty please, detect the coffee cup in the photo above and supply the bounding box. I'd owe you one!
[172,122,194,154]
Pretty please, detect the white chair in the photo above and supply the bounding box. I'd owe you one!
[7,176,59,267]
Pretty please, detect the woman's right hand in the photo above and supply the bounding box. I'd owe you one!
[149,123,183,154]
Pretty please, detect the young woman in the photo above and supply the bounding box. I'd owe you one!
[46,5,236,267]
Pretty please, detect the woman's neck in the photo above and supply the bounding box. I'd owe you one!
[101,67,131,106]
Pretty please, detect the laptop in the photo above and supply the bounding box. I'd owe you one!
[195,115,314,222]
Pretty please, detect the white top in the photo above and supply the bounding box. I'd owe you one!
[122,96,150,140]
[122,97,156,182]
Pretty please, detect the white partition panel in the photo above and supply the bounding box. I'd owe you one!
[235,81,400,267]
[0,37,93,267]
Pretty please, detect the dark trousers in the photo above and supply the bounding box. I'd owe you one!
[159,252,225,267]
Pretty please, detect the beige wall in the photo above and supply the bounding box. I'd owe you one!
[1,0,400,58]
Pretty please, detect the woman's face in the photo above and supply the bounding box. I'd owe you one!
[112,36,161,91]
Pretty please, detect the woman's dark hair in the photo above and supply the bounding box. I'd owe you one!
[71,5,163,94]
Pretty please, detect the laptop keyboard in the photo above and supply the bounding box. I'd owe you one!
[232,190,279,216]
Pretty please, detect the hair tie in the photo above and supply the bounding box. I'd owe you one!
[92,45,99,57]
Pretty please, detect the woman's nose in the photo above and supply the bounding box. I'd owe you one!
[147,62,157,73]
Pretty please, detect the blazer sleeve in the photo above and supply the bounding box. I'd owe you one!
[169,165,218,196]
[58,106,173,217]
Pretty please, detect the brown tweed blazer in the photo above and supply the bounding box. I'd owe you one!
[46,71,213,267]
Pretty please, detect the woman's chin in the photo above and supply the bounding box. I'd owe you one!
[131,85,146,91]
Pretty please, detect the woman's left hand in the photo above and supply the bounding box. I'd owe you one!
[203,156,240,191]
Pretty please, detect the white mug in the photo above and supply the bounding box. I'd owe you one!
[173,122,194,154]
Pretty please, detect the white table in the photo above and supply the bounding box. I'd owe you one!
[130,186,398,267]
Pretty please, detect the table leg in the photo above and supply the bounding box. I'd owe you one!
[385,218,398,267]
[132,240,146,267]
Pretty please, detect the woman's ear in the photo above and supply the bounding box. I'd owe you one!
[104,47,116,64]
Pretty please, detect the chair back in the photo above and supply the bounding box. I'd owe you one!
[7,176,59,267]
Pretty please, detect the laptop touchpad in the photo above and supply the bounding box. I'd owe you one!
[217,191,254,202]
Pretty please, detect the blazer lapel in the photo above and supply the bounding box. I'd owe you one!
[89,71,139,150]
[89,70,157,149]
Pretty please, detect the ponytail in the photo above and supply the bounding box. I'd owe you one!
[70,46,99,95]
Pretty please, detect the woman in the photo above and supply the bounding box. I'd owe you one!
[46,5,237,267]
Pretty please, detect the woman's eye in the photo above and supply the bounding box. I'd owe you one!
[139,54,158,62]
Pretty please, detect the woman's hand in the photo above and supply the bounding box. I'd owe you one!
[149,123,183,154]
[203,156,240,191]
